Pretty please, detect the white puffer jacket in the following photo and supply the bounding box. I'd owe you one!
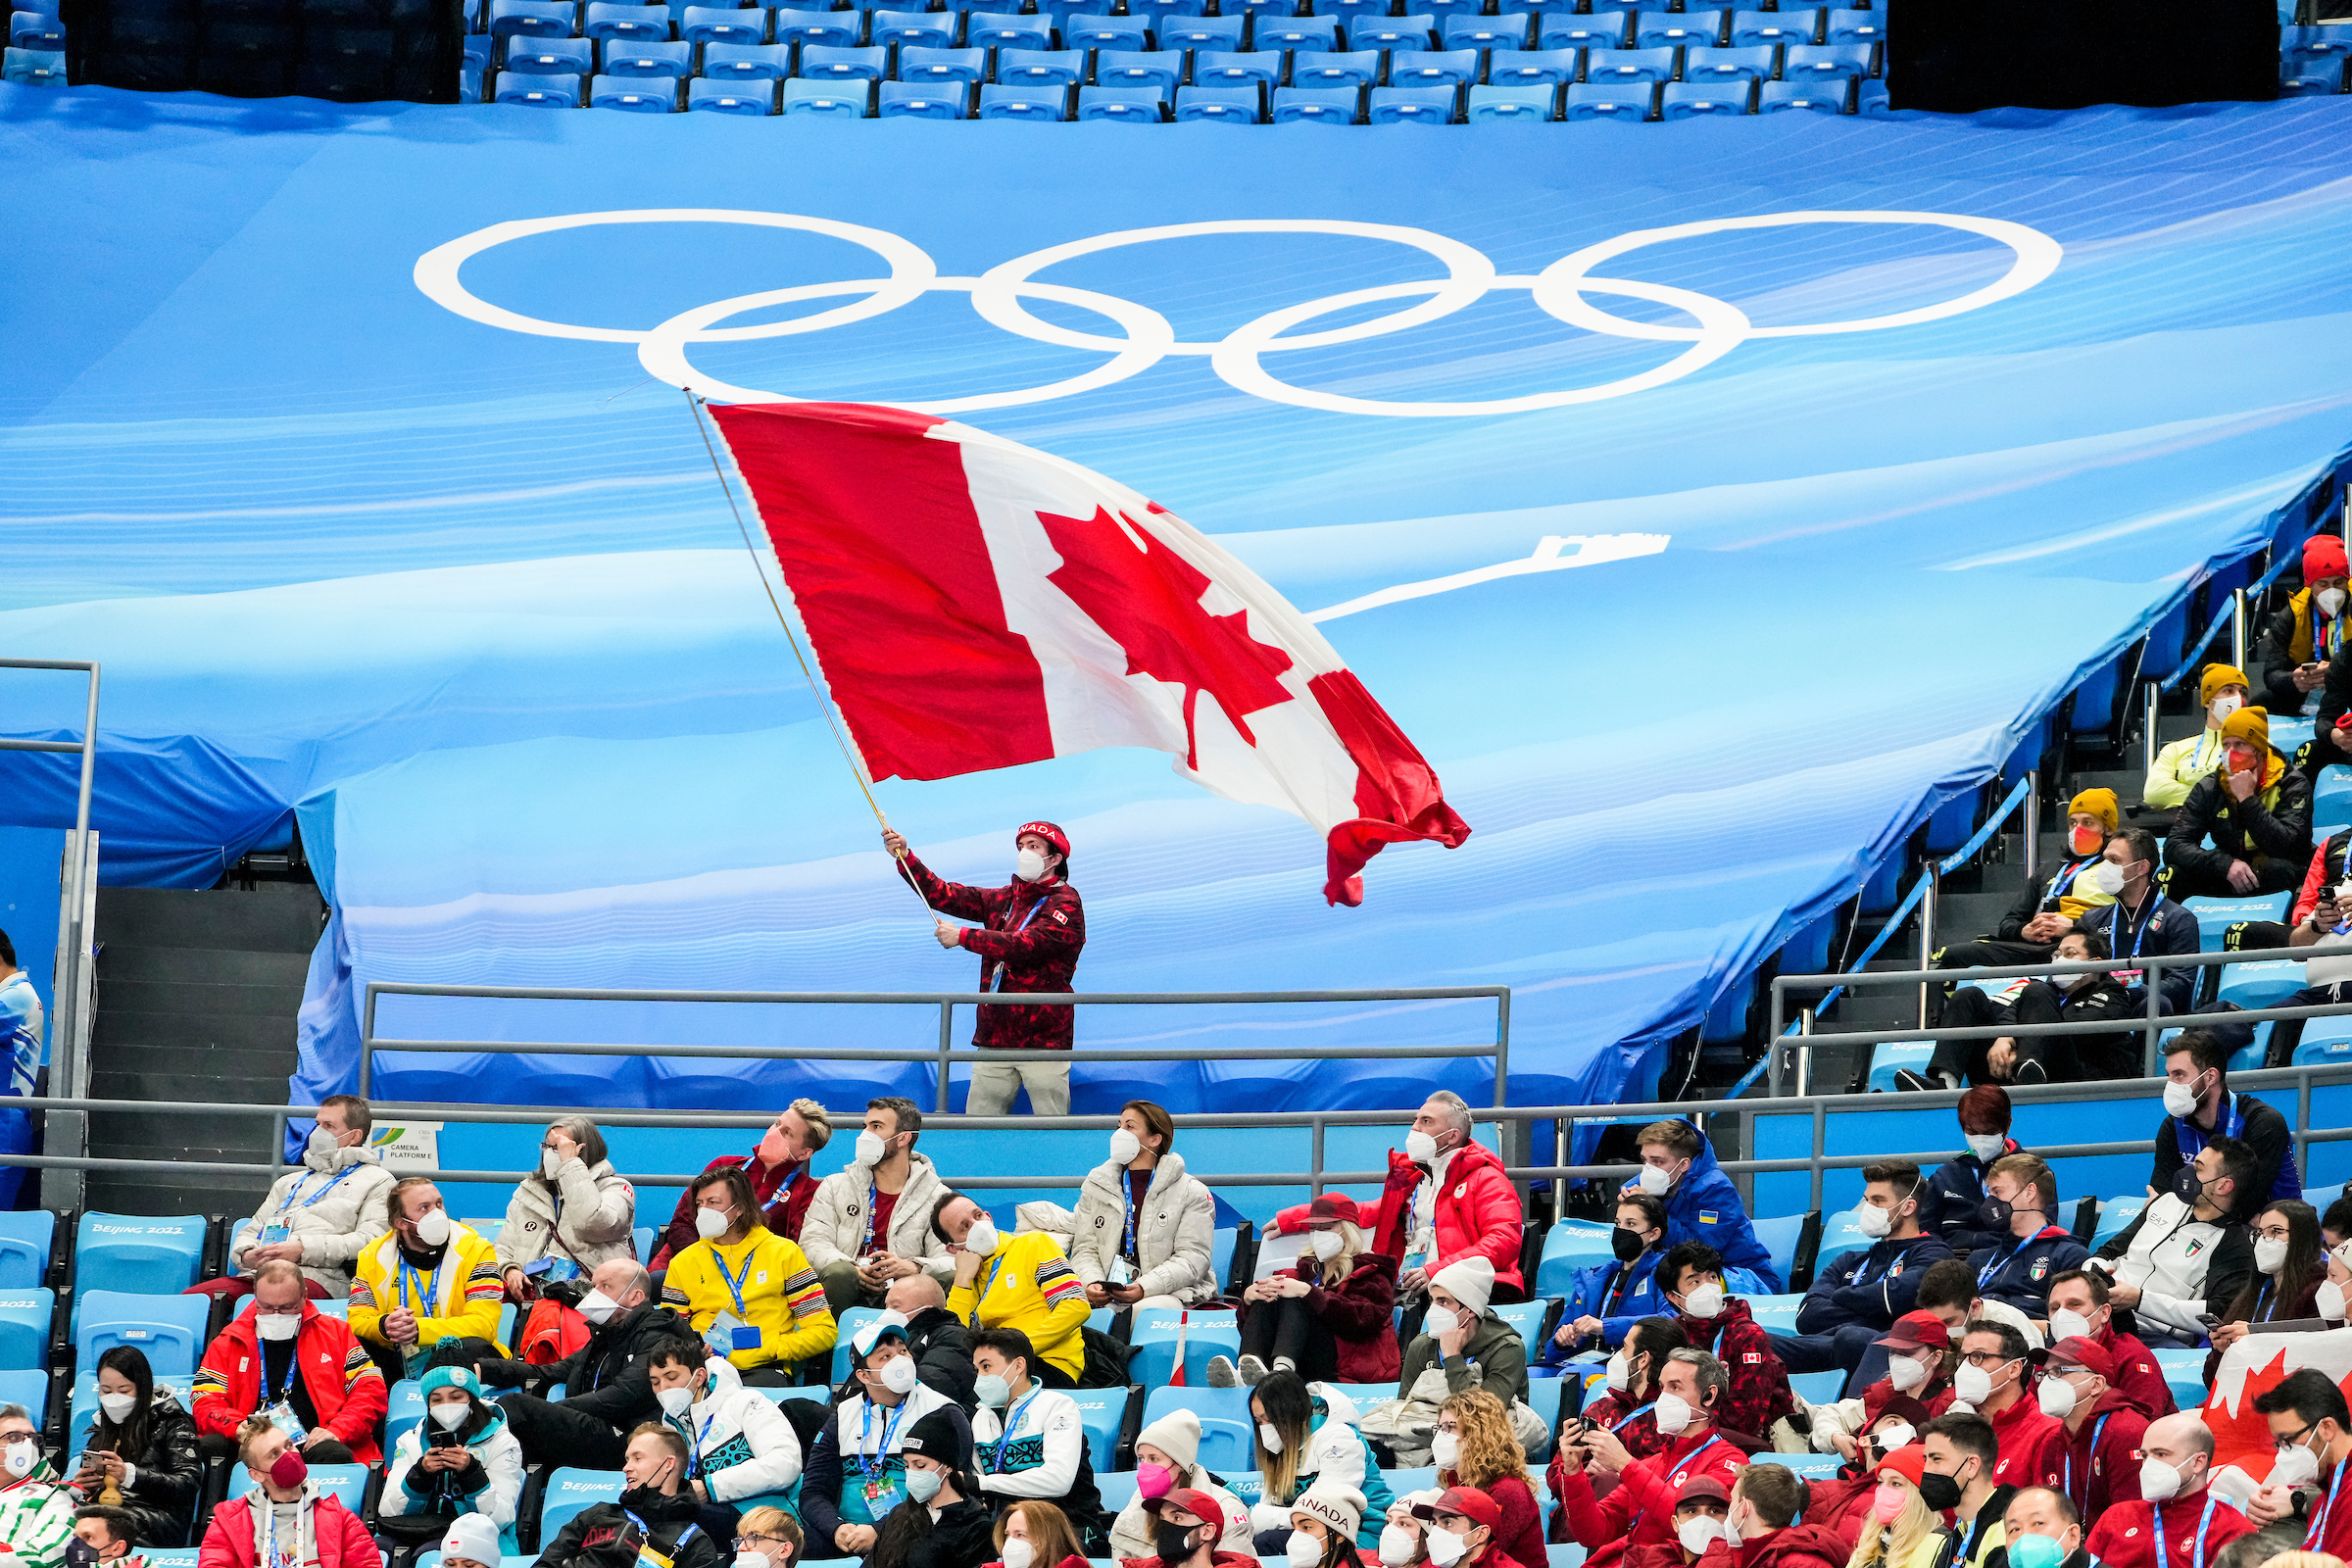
[1065,1152,1218,1304]
[494,1156,638,1276]
[238,1144,397,1293]
[800,1152,955,1282]
[669,1357,804,1503]
[381,1398,527,1528]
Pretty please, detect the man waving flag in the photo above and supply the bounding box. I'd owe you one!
[708,401,1470,906]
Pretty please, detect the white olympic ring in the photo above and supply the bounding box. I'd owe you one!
[413,207,2063,420]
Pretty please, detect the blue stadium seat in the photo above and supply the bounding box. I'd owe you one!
[688,77,778,109]
[1387,1466,1441,1495]
[540,1469,626,1543]
[1789,1370,1843,1404]
[76,1215,206,1298]
[977,81,1070,116]
[0,1215,52,1293]
[1632,7,1721,46]
[1759,76,1842,111]
[2182,893,2292,952]
[1727,8,1811,46]
[1093,49,1182,88]
[1308,0,1389,16]
[1066,1386,1131,1469]
[2216,960,2306,1012]
[2154,1348,2206,1412]
[829,1306,885,1385]
[782,74,872,111]
[233,1462,368,1511]
[768,7,857,44]
[1537,13,1624,48]
[1368,83,1456,121]
[800,43,886,78]
[1823,6,1879,43]
[1129,1311,1242,1387]
[1784,40,1872,82]
[8,13,62,47]
[682,4,764,41]
[76,1292,209,1380]
[2273,715,2319,754]
[1386,47,1476,83]
[1062,14,1145,46]
[879,77,971,114]
[1753,1452,1842,1480]
[593,73,678,106]
[1442,12,1528,47]
[0,1290,51,1370]
[2284,23,2352,61]
[1289,48,1375,84]
[1174,81,1261,119]
[1745,1294,1802,1334]
[386,1378,426,1452]
[898,44,986,80]
[1193,49,1280,87]
[2317,767,2352,835]
[463,33,495,69]
[1534,1218,1615,1298]
[2280,64,2340,101]
[508,37,593,73]
[964,10,1048,46]
[702,40,789,76]
[585,2,668,38]
[1859,82,1893,111]
[496,68,580,101]
[2091,1195,2146,1248]
[871,7,956,44]
[2307,1180,2346,1211]
[2293,1014,2352,1065]
[1814,1206,1873,1266]
[1662,77,1756,115]
[1466,81,1556,119]
[1101,1472,1142,1516]
[1344,14,1431,48]
[602,37,690,72]
[0,1371,46,1429]
[487,0,575,35]
[1124,0,1204,21]
[1141,1386,1254,1475]
[1157,15,1242,48]
[1254,14,1339,47]
[1076,83,1166,118]
[1682,42,1771,79]
[1485,45,1578,83]
[1041,0,1110,23]
[1229,0,1299,16]
[1272,82,1360,119]
[1583,44,1673,81]
[1751,1213,1806,1290]
[996,46,1083,83]
[1490,1298,1552,1357]
[1868,1042,1935,1094]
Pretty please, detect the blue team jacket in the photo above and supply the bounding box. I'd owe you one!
[1658,1138,1781,1292]
[1793,1232,1955,1335]
[1537,1247,1668,1362]
[1969,1224,2090,1316]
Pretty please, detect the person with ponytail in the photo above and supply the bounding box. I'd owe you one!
[987,1500,1089,1568]
[1218,1195,1398,1387]
[864,1408,995,1568]
[1842,1447,1954,1568]
[1433,1393,1541,1568]
[1246,1375,1392,1554]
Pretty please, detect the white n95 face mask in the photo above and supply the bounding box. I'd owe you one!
[2212,694,2245,723]
[1258,1422,1287,1455]
[735,1554,770,1568]
[2139,1456,2184,1502]
[1014,849,1047,882]
[97,1393,137,1422]
[2162,1080,2201,1119]
[2048,1309,2093,1345]
[1287,1533,1322,1568]
[1653,1392,1694,1436]
[1605,1350,1631,1393]
[1309,1231,1344,1261]
[1952,1363,1994,1405]
[1109,1129,1143,1166]
[1378,1527,1418,1567]
[2321,1280,2348,1321]
[1886,1355,1928,1392]
[1678,1519,1721,1556]
[1431,1431,1459,1469]
[1003,1539,1035,1568]
[1965,1134,2006,1162]
[430,1399,471,1430]
[2322,589,2347,616]
[2087,860,2128,897]
[1637,1163,1673,1197]
[880,1355,920,1395]
[656,1386,694,1417]
[256,1312,301,1343]
[307,1127,338,1160]
[414,1208,452,1248]
[2255,1237,2289,1275]
[1404,1130,1439,1164]
[577,1290,619,1326]
[1682,1283,1725,1320]
[2273,1440,2323,1489]
[2037,1377,2078,1421]
[964,1215,999,1254]
[542,1150,562,1178]
[856,1130,888,1166]
[2,1443,35,1479]
[1421,1305,1459,1339]
[1425,1530,1466,1568]
[1855,1204,1892,1240]
[695,1207,731,1241]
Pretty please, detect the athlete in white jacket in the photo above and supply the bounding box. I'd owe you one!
[646,1343,805,1507]
[235,1096,396,1295]
[1065,1106,1219,1309]
[381,1364,526,1531]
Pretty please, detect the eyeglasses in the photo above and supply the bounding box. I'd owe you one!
[733,1536,784,1551]
[1959,1351,2015,1368]
[2275,1420,2320,1452]
[2257,1226,2292,1243]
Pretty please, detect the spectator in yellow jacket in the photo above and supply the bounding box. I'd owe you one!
[2145,664,2255,810]
[348,1178,506,1383]
[665,1167,836,1385]
[933,1193,1089,1387]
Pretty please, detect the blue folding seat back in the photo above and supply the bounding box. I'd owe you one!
[964,10,1048,46]
[827,1306,886,1385]
[1158,15,1241,48]
[2182,893,2293,953]
[871,7,954,44]
[1272,82,1359,119]
[76,1291,208,1379]
[584,2,667,37]
[1127,1310,1241,1388]
[1174,81,1261,119]
[1662,76,1753,114]
[1785,40,1871,79]
[1485,46,1575,82]
[1744,1293,1802,1333]
[541,1470,626,1542]
[1125,0,1205,20]
[1533,1219,1615,1298]
[1094,47,1183,87]
[487,0,574,34]
[1682,42,1770,79]
[1728,6,1812,44]
[1387,46,1475,83]
[1193,48,1278,85]
[1758,75,1840,110]
[0,1290,51,1371]
[1344,13,1428,47]
[1750,1214,1806,1290]
[1062,14,1144,46]
[77,1215,206,1298]
[2283,61,2350,96]
[593,71,677,104]
[1289,48,1375,84]
[1255,14,1338,48]
[1065,1387,1131,1471]
[703,40,788,75]
[2090,1195,2146,1249]
[1369,81,1454,120]
[496,68,580,100]
[2217,960,2309,1012]
[1823,7,1879,42]
[2316,767,2352,833]
[2285,24,2352,59]
[1225,0,1298,16]
[782,74,871,110]
[1753,1451,1843,1481]
[996,46,1083,82]
[898,43,985,79]
[1633,7,1721,46]
[508,35,593,71]
[1867,1041,1935,1094]
[1308,0,1387,15]
[687,4,768,39]
[1489,1298,1550,1356]
[384,1378,427,1452]
[1442,12,1527,47]
[0,1214,52,1294]
[1141,1386,1254,1474]
[601,37,689,71]
[977,81,1069,116]
[689,77,777,108]
[2294,1015,2352,1065]
[769,7,854,43]
[1537,12,1623,47]
[9,10,62,44]
[880,76,970,114]
[1077,82,1166,117]
[800,42,884,76]
[1584,45,1672,80]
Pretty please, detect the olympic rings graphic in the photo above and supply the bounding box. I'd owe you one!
[413,207,2062,419]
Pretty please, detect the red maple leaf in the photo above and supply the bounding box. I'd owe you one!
[1037,507,1296,771]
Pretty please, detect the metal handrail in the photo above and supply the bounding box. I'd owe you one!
[359,981,1512,1111]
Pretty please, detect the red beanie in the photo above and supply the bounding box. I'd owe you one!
[2307,533,2348,583]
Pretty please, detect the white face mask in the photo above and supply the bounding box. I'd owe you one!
[542,1150,562,1178]
[307,1127,340,1160]
[2321,1280,2347,1321]
[1422,1304,1460,1339]
[2037,1375,2080,1421]
[656,1386,695,1417]
[905,1467,944,1504]
[1378,1527,1419,1566]
[2322,589,2347,616]
[1855,1203,1892,1240]
[1109,1129,1143,1166]
[1258,1422,1287,1455]
[578,1290,620,1325]
[856,1130,888,1166]
[964,1215,999,1254]
[414,1207,452,1248]
[880,1355,920,1396]
[1404,1130,1440,1164]
[1309,1231,1344,1261]
[1605,1350,1632,1394]
[695,1206,732,1241]
[256,1310,302,1343]
[974,1374,1011,1409]
[1653,1392,1695,1436]
[2087,860,2128,897]
[1965,1133,2007,1162]
[2139,1456,2187,1502]
[1678,1518,1722,1556]
[2048,1308,2094,1345]
[1425,1530,1467,1568]
[1682,1283,1725,1320]
[736,1555,770,1568]
[1431,1431,1459,1469]
[1875,1422,1916,1454]
[1886,1354,1928,1392]
[2273,1438,2323,1489]
[1952,1362,1995,1405]
[1014,849,1047,882]
[97,1393,137,1422]
[1,1443,34,1479]
[2211,694,2245,724]
[1003,1538,1036,1568]
[1637,1162,1675,1197]
[2162,1079,2203,1119]
[2256,1237,2289,1275]
[1287,1532,1323,1568]
[430,1399,471,1430]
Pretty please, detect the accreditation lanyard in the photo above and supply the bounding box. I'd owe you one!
[989,895,1049,991]
[2061,1413,2111,1510]
[1122,1174,1145,1263]
[1631,1435,1724,1540]
[855,1397,909,1481]
[2308,1455,2349,1552]
[710,1244,759,1318]
[987,1390,1040,1473]
[278,1165,359,1219]
[2175,1094,2245,1167]
[622,1510,699,1564]
[1609,1401,1656,1435]
[970,1251,1007,1330]
[2157,1491,2224,1568]
[861,1182,881,1257]
[2115,893,2160,964]
[397,1255,437,1317]
[2047,857,2098,903]
[1978,1227,2052,1291]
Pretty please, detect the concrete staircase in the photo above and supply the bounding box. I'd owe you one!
[82,883,324,1218]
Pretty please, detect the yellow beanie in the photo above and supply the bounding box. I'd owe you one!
[2201,664,2252,706]
[2069,788,2120,833]
[2222,705,2271,753]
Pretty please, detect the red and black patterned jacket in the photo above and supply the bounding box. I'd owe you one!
[900,855,1087,1051]
[1675,1298,1795,1441]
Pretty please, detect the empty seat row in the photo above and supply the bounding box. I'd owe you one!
[482,0,1868,35]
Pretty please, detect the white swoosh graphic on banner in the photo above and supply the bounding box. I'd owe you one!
[1305,533,1670,622]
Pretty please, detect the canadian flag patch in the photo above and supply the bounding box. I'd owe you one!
[1743,1352,1762,1365]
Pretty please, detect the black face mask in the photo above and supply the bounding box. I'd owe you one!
[2172,1167,2211,1207]
[1917,1473,1963,1512]
[1153,1524,1201,1566]
[1612,1228,1647,1264]
[1980,1197,2015,1229]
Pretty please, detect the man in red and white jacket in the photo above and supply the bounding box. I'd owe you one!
[1371,1092,1525,1310]
[1550,1348,1750,1568]
[191,1261,387,1464]
[198,1418,379,1568]
[2084,1411,2256,1568]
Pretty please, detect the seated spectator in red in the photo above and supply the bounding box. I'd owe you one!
[1803,1411,1928,1549]
[650,1101,831,1269]
[2164,706,2312,899]
[1620,1476,1730,1568]
[197,1416,379,1568]
[1549,1316,1688,1541]
[1230,1194,1397,1386]
[2041,1271,2172,1421]
[1432,1393,1540,1568]
[1952,1320,2060,1492]
[1409,1488,1528,1568]
[190,1260,386,1464]
[1550,1349,1748,1568]
[1119,1489,1257,1568]
[1658,1244,1792,1441]
[2082,1412,2256,1568]
[1692,1463,1847,1568]
[1371,1093,1527,1315]
[2037,1337,2147,1519]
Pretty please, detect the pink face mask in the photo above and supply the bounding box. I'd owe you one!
[1871,1485,1906,1524]
[269,1449,309,1492]
[1137,1462,1177,1500]
[758,1127,792,1166]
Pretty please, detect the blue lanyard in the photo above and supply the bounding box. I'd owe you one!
[855,1396,909,1480]
[1978,1228,2048,1291]
[2047,857,2098,903]
[1122,1174,1145,1265]
[666,1409,718,1477]
[1630,1435,1723,1540]
[862,1182,881,1257]
[622,1510,699,1557]
[989,895,1050,991]
[2062,1412,2111,1509]
[2175,1094,2246,1166]
[710,1243,758,1318]
[397,1255,433,1316]
[2308,1455,2348,1551]
[987,1389,1039,1473]
[261,1335,300,1406]
[2114,894,2159,964]
[1609,1401,1655,1435]
[279,1164,359,1218]
[2157,1492,2224,1568]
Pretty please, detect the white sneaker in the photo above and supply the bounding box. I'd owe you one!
[1238,1354,1270,1386]
[1205,1355,1239,1388]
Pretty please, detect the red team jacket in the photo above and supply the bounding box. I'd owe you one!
[900,856,1086,1051]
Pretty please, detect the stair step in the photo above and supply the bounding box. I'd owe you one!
[95,946,311,989]
[86,1041,297,1083]
[93,887,323,955]
[92,1009,300,1054]
[94,978,305,1020]
[88,1071,290,1110]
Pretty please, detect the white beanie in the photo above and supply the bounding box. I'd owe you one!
[1294,1480,1365,1543]
[441,1513,502,1568]
[1135,1406,1201,1473]
[1432,1255,1494,1316]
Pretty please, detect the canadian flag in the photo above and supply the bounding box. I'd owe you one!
[2204,1324,2352,1494]
[708,401,1470,906]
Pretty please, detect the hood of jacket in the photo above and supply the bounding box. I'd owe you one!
[1743,1523,1857,1568]
[304,1141,384,1177]
[1087,1150,1193,1199]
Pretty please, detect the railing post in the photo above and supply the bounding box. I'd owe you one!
[1918,868,1938,1030]
[2023,770,2040,888]
[936,1003,955,1114]
[2141,683,2162,777]
[1796,1007,1815,1099]
[2142,956,2165,1076]
[1310,1116,1326,1198]
[1493,989,1509,1109]
[2232,586,2249,672]
[1554,1117,1567,1223]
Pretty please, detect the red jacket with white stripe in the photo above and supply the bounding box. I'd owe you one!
[191,1303,388,1464]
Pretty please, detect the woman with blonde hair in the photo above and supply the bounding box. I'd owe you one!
[1433,1391,1543,1568]
[989,1500,1089,1568]
[1846,1447,1954,1568]
[1215,1195,1398,1388]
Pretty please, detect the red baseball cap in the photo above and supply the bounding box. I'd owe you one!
[2043,1336,2115,1383]
[1276,1194,1366,1234]
[1412,1488,1503,1535]
[1016,821,1071,859]
[1145,1489,1228,1532]
[1676,1476,1731,1508]
[2309,533,2349,583]
[1875,1311,1951,1353]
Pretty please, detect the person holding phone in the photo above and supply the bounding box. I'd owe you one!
[69,1348,200,1547]
[2255,534,2350,719]
[378,1365,523,1546]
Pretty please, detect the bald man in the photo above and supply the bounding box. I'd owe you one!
[885,1271,977,1409]
[2085,1416,2257,1568]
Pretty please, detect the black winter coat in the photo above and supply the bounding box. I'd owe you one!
[83,1392,202,1547]
[477,1301,698,1433]
[2167,758,2314,878]
[540,1488,722,1568]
